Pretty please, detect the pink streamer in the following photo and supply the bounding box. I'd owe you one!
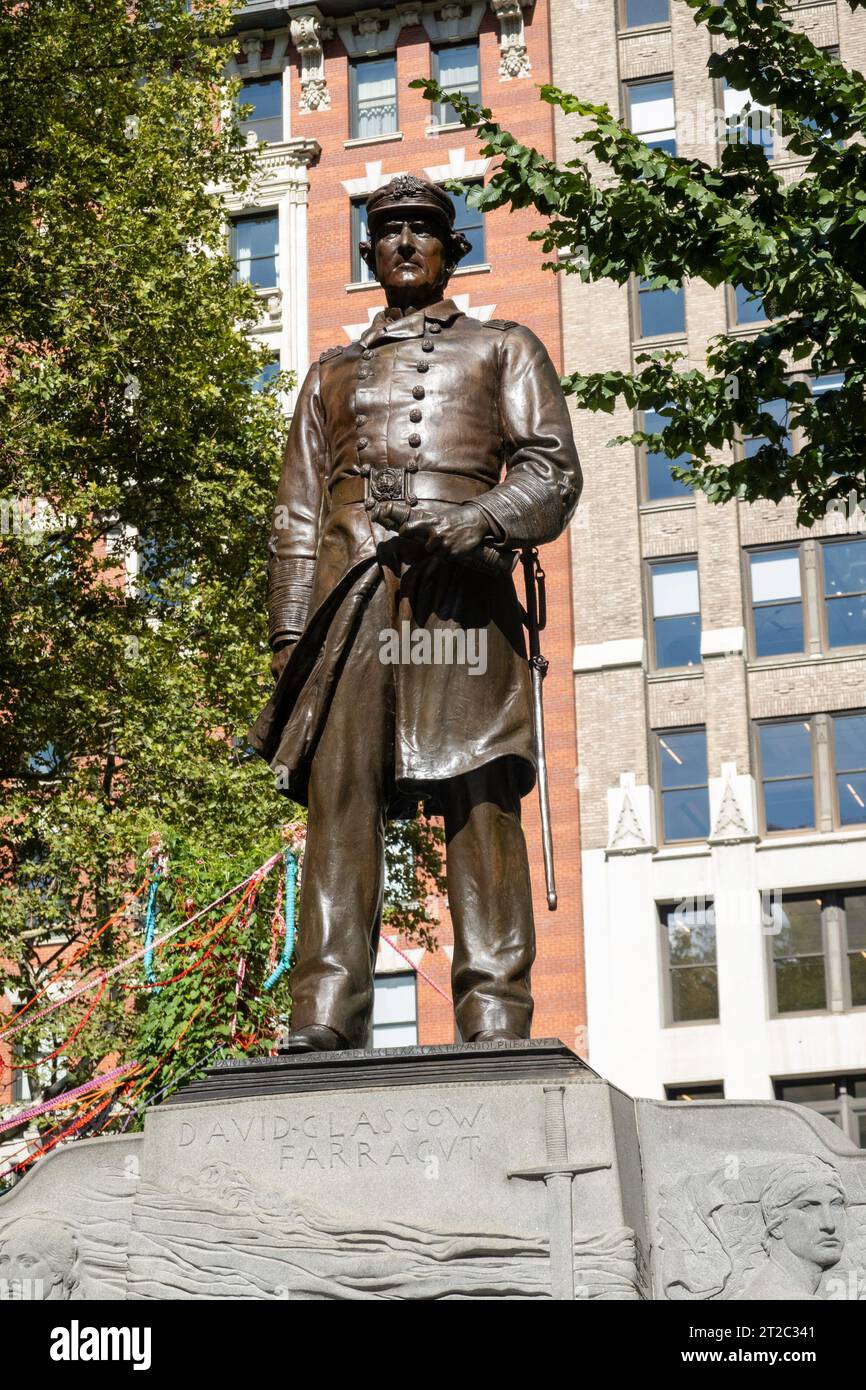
[0,1061,137,1136]
[381,935,452,1003]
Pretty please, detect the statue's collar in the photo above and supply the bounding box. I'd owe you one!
[359,298,464,347]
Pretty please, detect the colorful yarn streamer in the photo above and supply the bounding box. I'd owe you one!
[0,852,282,1044]
[143,869,162,987]
[0,1061,138,1136]
[263,849,297,992]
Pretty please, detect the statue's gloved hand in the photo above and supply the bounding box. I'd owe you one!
[371,499,413,530]
[398,502,488,558]
[270,640,297,683]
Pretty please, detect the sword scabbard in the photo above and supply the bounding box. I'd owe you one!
[522,549,558,912]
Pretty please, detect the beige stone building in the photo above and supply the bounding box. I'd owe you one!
[552,0,866,1136]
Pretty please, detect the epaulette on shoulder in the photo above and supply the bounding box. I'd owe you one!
[319,345,345,364]
[485,318,518,331]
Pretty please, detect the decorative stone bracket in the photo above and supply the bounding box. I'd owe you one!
[289,8,335,112]
[490,0,534,80]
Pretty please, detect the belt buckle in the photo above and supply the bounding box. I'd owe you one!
[367,466,408,504]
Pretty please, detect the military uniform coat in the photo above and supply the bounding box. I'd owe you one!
[249,298,581,815]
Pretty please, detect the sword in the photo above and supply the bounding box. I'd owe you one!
[508,1085,611,1301]
[521,548,557,911]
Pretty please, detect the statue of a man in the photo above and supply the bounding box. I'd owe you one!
[250,174,581,1052]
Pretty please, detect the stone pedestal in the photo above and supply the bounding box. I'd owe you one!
[2,1040,864,1300]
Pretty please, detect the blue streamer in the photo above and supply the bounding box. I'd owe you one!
[143,870,162,988]
[263,850,297,992]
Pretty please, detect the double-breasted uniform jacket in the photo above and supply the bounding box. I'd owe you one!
[249,297,582,814]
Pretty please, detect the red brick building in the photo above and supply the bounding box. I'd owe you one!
[226,0,585,1049]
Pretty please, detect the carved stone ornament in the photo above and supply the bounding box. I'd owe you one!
[290,11,334,113]
[659,1156,866,1302]
[490,0,533,80]
[710,776,750,841]
[609,789,649,853]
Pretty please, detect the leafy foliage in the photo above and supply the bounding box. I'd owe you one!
[0,0,443,1125]
[413,0,866,523]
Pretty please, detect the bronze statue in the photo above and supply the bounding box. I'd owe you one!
[250,174,581,1052]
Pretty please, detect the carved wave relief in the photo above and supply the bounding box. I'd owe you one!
[126,1161,641,1300]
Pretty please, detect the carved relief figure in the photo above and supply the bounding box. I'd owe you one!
[659,1153,863,1300]
[741,1156,847,1300]
[0,1215,79,1301]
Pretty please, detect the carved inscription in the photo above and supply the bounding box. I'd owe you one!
[176,1102,487,1170]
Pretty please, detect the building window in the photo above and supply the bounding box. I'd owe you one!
[231,212,279,290]
[451,182,485,268]
[431,41,480,126]
[768,893,827,1013]
[768,890,866,1015]
[801,47,843,141]
[748,547,804,658]
[834,713,866,827]
[626,78,676,155]
[350,197,374,284]
[747,539,866,660]
[649,558,701,669]
[12,1058,31,1103]
[722,78,774,158]
[623,0,669,26]
[656,728,710,842]
[845,893,866,1005]
[775,1074,866,1148]
[661,899,718,1024]
[237,75,283,144]
[823,539,866,650]
[733,283,766,325]
[12,1039,60,1103]
[665,1081,725,1100]
[636,277,685,339]
[756,719,815,833]
[742,398,790,458]
[756,712,866,834]
[371,972,418,1048]
[349,55,398,140]
[252,354,280,392]
[813,371,845,399]
[641,405,692,501]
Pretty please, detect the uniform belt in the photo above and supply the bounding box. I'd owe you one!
[329,472,490,509]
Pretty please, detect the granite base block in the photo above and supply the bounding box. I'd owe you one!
[1,1040,863,1300]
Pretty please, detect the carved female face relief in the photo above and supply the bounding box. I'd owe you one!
[773,1183,847,1271]
[0,1216,78,1300]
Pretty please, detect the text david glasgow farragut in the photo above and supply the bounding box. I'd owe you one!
[175,1101,488,1170]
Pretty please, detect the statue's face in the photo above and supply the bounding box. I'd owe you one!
[363,214,451,303]
[776,1183,846,1270]
[0,1233,60,1300]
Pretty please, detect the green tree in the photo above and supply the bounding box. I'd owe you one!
[414,0,866,523]
[0,0,443,1137]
